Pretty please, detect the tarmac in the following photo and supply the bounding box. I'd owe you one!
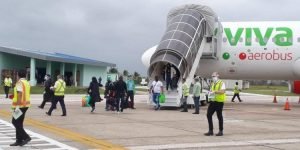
[0,93,300,150]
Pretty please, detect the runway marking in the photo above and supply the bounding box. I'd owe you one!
[0,110,125,150]
[0,119,77,150]
[127,138,300,150]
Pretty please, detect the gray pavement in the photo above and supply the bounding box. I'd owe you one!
[0,93,300,149]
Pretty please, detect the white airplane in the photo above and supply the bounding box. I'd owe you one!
[141,4,300,107]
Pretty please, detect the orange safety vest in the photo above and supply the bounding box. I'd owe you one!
[12,79,31,109]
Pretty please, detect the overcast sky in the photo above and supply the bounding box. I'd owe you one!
[0,0,297,76]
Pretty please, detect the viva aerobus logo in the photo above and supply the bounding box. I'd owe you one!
[222,51,293,61]
[238,50,292,61]
[223,27,293,61]
[224,27,293,46]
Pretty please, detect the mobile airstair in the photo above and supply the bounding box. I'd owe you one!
[148,4,223,107]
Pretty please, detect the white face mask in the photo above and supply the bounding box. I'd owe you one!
[212,77,218,82]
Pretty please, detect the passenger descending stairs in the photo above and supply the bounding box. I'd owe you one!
[160,39,207,107]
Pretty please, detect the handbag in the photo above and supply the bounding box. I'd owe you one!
[159,93,166,103]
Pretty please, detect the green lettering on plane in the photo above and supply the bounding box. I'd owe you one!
[224,27,293,46]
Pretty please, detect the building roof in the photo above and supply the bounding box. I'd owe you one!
[0,46,116,67]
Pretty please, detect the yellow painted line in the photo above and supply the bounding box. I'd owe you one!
[0,110,126,150]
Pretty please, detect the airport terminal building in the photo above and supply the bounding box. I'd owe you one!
[0,46,115,87]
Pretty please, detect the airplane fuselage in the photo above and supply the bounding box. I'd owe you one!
[197,21,300,80]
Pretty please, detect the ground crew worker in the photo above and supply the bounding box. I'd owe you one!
[180,78,189,112]
[46,75,67,116]
[126,75,136,109]
[205,72,226,136]
[4,74,12,98]
[10,70,31,146]
[192,77,201,114]
[232,82,242,102]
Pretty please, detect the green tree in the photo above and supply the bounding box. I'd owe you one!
[133,72,140,78]
[109,68,118,74]
[123,70,129,76]
[133,71,141,84]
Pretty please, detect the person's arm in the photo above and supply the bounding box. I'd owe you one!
[160,82,164,93]
[87,83,92,94]
[215,82,225,94]
[193,84,197,96]
[124,82,127,94]
[16,82,22,106]
[52,81,58,91]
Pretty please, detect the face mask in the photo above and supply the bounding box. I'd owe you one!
[212,77,218,82]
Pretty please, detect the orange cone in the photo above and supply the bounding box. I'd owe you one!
[284,98,291,110]
[273,94,277,103]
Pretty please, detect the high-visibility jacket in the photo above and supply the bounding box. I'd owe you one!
[233,85,240,94]
[12,79,31,109]
[54,79,66,96]
[182,82,189,97]
[210,80,226,102]
[4,78,12,87]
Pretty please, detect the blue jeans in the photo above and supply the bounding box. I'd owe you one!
[193,96,200,113]
[152,93,160,108]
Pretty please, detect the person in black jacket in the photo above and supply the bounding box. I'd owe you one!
[38,74,55,109]
[88,77,101,112]
[104,78,115,111]
[114,76,127,113]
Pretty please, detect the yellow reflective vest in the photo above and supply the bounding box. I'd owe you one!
[12,79,31,109]
[182,82,189,97]
[210,80,226,102]
[54,79,66,96]
[4,78,12,87]
[233,85,240,94]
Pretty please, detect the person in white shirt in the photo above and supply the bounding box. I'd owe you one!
[150,76,164,110]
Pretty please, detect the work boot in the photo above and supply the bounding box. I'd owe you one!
[204,131,214,136]
[45,112,51,116]
[10,142,21,146]
[91,107,95,113]
[215,131,223,136]
[20,137,31,146]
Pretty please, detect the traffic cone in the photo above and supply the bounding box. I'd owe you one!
[273,94,277,103]
[284,98,291,110]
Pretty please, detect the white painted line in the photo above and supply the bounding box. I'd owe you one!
[0,130,15,132]
[0,119,78,150]
[42,148,69,150]
[0,137,12,139]
[127,138,300,150]
[26,143,55,146]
